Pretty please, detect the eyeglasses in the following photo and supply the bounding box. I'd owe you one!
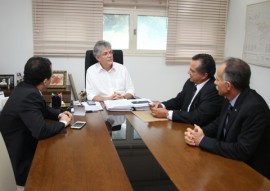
[100,50,113,57]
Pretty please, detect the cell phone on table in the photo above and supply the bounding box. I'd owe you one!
[87,100,96,105]
[71,121,86,129]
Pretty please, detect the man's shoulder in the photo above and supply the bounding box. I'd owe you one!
[113,62,125,68]
[88,63,100,71]
[242,89,268,107]
[202,77,216,89]
[12,83,37,96]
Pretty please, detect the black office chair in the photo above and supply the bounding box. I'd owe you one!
[84,50,124,84]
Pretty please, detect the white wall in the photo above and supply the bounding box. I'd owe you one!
[0,0,33,74]
[225,0,270,104]
[1,0,270,105]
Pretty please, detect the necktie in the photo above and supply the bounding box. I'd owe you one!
[191,85,197,98]
[187,85,197,112]
[223,104,233,137]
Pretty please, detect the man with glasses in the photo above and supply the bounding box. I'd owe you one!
[86,40,135,101]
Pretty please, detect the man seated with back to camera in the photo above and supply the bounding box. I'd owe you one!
[184,58,270,179]
[150,53,223,126]
[0,56,73,188]
[86,40,135,101]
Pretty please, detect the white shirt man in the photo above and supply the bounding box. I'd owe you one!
[86,41,135,101]
[86,62,134,101]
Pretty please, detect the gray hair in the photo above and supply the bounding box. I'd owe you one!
[222,57,251,90]
[93,40,111,57]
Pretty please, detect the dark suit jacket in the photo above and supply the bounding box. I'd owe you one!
[200,88,270,179]
[163,77,223,126]
[0,82,66,186]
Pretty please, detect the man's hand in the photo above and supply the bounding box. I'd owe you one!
[192,125,204,146]
[184,124,205,146]
[62,111,73,119]
[59,112,72,126]
[184,127,196,146]
[151,107,168,118]
[111,92,124,100]
[149,102,163,109]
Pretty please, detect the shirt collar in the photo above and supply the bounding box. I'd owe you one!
[229,93,240,107]
[195,78,210,91]
[97,62,116,73]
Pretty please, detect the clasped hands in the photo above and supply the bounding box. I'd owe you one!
[110,92,125,100]
[59,111,73,126]
[184,124,204,146]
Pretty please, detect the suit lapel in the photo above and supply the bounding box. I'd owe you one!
[223,88,250,140]
[189,78,213,111]
[182,82,196,110]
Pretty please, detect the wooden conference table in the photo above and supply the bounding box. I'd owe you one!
[24,112,132,191]
[25,110,270,191]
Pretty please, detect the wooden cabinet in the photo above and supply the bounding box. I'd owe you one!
[43,85,71,103]
[3,85,71,104]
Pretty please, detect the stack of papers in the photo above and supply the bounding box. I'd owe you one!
[104,99,133,111]
[104,98,151,111]
[130,98,151,111]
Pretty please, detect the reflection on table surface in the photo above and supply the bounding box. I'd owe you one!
[101,112,178,191]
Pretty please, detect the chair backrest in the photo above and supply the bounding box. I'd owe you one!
[0,132,17,191]
[84,50,124,84]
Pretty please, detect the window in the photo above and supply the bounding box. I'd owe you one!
[103,9,167,55]
[103,13,130,49]
[137,15,167,50]
[103,0,168,55]
[166,0,229,64]
[32,0,228,60]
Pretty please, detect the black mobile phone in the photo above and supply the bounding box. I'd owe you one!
[71,121,86,129]
[87,100,96,105]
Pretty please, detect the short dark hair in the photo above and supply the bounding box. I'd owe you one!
[23,56,52,86]
[93,40,111,57]
[223,57,251,90]
[192,54,216,78]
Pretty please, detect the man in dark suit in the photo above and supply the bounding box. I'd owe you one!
[0,57,73,187]
[150,54,223,126]
[184,58,270,179]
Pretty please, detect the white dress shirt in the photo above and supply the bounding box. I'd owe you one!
[86,62,135,100]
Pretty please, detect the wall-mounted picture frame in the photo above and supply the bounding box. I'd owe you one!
[48,70,67,89]
[0,74,14,89]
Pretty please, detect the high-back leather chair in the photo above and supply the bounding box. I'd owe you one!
[0,132,17,191]
[84,50,123,84]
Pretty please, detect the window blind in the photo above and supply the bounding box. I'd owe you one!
[166,0,229,64]
[32,0,103,57]
[103,0,167,10]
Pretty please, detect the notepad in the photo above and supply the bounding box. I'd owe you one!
[132,110,168,122]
